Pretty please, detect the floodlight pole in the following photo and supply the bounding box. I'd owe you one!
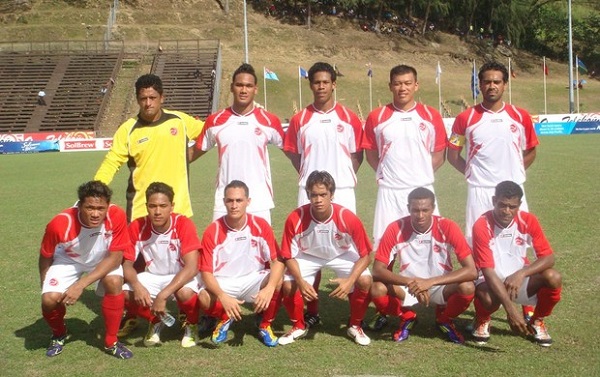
[568,0,574,113]
[243,0,249,63]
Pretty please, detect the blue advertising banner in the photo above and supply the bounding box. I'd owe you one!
[0,140,60,154]
[533,113,600,136]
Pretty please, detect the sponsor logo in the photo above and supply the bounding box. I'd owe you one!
[158,240,170,245]
[400,117,411,121]
[235,236,248,241]
[90,231,102,237]
[321,119,332,123]
[21,141,40,152]
[103,139,113,149]
[417,239,431,244]
[500,233,513,238]
[491,118,503,123]
[170,127,178,135]
[317,229,330,234]
[64,141,96,150]
[138,137,149,144]
[238,121,248,126]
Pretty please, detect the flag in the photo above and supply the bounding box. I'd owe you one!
[333,64,344,77]
[577,58,588,74]
[264,67,279,81]
[471,63,479,99]
[435,61,442,84]
[299,66,308,79]
[544,63,549,76]
[366,62,372,77]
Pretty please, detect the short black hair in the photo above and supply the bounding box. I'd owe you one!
[305,170,336,196]
[145,182,174,203]
[225,180,249,198]
[77,181,112,203]
[308,62,336,83]
[479,61,509,83]
[390,64,418,82]
[495,181,524,200]
[232,63,257,84]
[407,187,435,205]
[135,74,163,97]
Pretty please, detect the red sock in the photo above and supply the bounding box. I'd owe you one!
[400,309,417,321]
[522,305,535,317]
[135,305,158,323]
[177,295,199,325]
[533,287,561,319]
[124,299,138,319]
[205,300,227,320]
[259,290,281,328]
[348,289,370,327]
[306,299,319,316]
[473,296,495,321]
[282,290,305,329]
[102,293,124,347]
[43,304,67,337]
[372,295,403,317]
[437,293,474,323]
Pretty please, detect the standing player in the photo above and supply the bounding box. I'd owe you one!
[39,181,132,359]
[471,181,562,346]
[447,61,538,242]
[283,61,364,327]
[95,74,204,222]
[277,171,373,346]
[370,187,476,344]
[191,63,284,224]
[198,180,285,347]
[121,182,202,348]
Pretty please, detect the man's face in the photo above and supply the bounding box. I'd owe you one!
[408,198,435,233]
[308,183,333,219]
[146,193,173,230]
[137,87,164,122]
[223,187,250,223]
[310,71,336,106]
[480,70,506,104]
[492,196,521,228]
[231,73,257,109]
[78,196,109,228]
[389,72,418,108]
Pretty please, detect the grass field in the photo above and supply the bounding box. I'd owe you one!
[1,134,599,376]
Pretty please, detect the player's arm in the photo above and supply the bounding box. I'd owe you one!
[503,253,554,302]
[189,146,207,162]
[38,255,54,289]
[94,126,129,184]
[253,258,286,313]
[123,258,153,308]
[365,149,379,172]
[372,260,412,286]
[152,250,199,316]
[523,147,536,169]
[407,255,477,296]
[329,252,371,299]
[431,149,446,172]
[201,270,245,321]
[481,266,532,335]
[351,150,364,173]
[446,147,465,174]
[284,151,301,173]
[283,257,318,301]
[60,250,123,305]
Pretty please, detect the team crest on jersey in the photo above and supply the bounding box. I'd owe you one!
[334,233,342,240]
[170,127,178,135]
[169,243,177,251]
[419,123,426,131]
[49,278,59,286]
[254,127,262,136]
[510,124,517,133]
[433,244,441,253]
[251,239,258,248]
[515,236,525,245]
[336,124,344,132]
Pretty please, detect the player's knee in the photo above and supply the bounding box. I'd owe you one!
[197,290,212,310]
[175,287,194,302]
[355,275,372,291]
[543,268,562,289]
[281,280,294,296]
[102,275,123,295]
[369,281,387,298]
[457,281,475,295]
[41,292,61,311]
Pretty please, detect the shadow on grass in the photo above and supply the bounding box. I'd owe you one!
[15,317,98,351]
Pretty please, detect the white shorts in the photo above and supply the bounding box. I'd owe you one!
[373,185,439,248]
[398,285,445,307]
[284,252,371,287]
[298,186,356,213]
[465,184,528,241]
[475,274,537,306]
[213,208,272,225]
[203,270,271,303]
[42,262,123,296]
[123,272,201,297]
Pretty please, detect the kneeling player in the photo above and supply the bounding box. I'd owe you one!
[278,170,373,346]
[471,181,562,346]
[198,180,285,347]
[371,187,476,344]
[122,182,202,348]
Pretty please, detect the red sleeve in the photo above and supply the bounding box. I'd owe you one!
[176,216,202,257]
[428,105,448,152]
[40,214,69,258]
[258,218,280,260]
[283,113,301,153]
[107,205,130,254]
[194,113,216,150]
[374,220,400,265]
[279,210,300,259]
[361,111,377,150]
[440,218,471,261]
[471,215,495,269]
[347,108,364,153]
[519,108,539,150]
[263,110,285,142]
[344,210,372,257]
[199,222,218,273]
[523,213,553,258]
[125,217,144,262]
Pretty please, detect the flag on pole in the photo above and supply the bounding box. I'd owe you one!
[543,62,549,76]
[299,66,308,79]
[264,67,279,81]
[470,61,479,100]
[577,57,588,74]
[333,64,344,77]
[366,62,373,77]
[435,61,442,84]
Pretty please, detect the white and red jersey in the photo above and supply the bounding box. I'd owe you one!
[375,216,471,278]
[448,103,538,187]
[128,213,201,275]
[280,203,372,261]
[362,103,447,189]
[196,107,284,211]
[284,103,363,189]
[200,214,279,278]
[472,210,552,279]
[40,204,130,268]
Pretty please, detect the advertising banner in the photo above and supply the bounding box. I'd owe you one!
[533,113,600,136]
[0,131,95,142]
[0,140,60,154]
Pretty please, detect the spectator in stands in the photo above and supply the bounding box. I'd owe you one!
[95,74,204,222]
[38,90,47,106]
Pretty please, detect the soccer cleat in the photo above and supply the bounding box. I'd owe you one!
[211,318,233,344]
[530,318,553,347]
[181,322,198,348]
[198,315,218,333]
[143,321,164,347]
[472,318,491,344]
[347,325,371,346]
[117,317,138,337]
[304,312,321,328]
[392,318,417,342]
[45,334,67,357]
[258,326,279,347]
[104,342,133,359]
[437,321,465,344]
[364,313,389,331]
[278,326,308,345]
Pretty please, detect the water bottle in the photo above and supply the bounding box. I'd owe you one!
[160,312,176,327]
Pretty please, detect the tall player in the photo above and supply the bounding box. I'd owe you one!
[39,181,132,359]
[277,171,373,346]
[191,63,284,224]
[471,181,562,346]
[283,61,364,327]
[370,188,476,344]
[447,61,538,242]
[198,180,285,347]
[95,74,204,221]
[121,182,202,348]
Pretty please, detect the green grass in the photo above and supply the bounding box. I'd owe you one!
[1,135,599,376]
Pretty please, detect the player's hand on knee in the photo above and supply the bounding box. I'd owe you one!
[299,280,319,302]
[328,278,352,299]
